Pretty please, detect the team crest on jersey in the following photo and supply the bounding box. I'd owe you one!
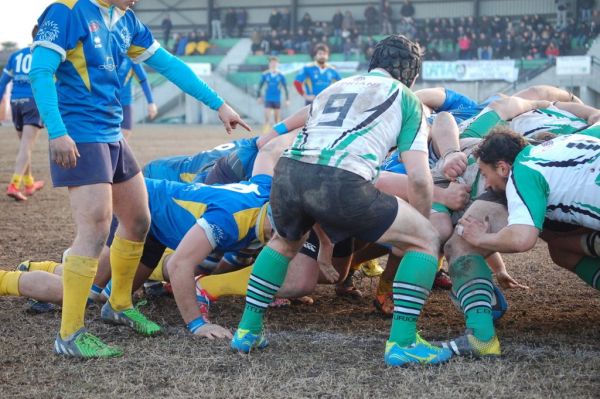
[119,27,132,51]
[37,20,60,42]
[89,21,101,33]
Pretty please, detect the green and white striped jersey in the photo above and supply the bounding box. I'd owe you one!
[459,105,588,139]
[283,70,429,181]
[507,131,600,230]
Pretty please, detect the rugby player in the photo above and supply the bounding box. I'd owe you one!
[29,0,249,358]
[294,43,341,105]
[231,35,454,367]
[1,25,45,201]
[258,56,289,132]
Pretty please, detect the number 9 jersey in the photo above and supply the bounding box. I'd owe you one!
[284,70,429,181]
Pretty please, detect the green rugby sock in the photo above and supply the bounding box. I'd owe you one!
[389,251,438,346]
[449,254,495,341]
[575,256,600,290]
[238,246,290,334]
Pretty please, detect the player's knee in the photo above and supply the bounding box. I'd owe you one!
[444,233,470,263]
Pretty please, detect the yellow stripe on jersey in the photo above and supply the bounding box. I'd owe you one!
[128,45,149,60]
[55,0,78,9]
[66,41,91,91]
[173,198,208,219]
[305,77,313,95]
[233,208,260,241]
[179,173,197,183]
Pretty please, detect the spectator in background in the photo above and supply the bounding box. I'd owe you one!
[343,10,356,33]
[269,8,282,31]
[300,12,314,32]
[381,1,394,35]
[397,17,416,40]
[280,8,292,32]
[211,7,222,39]
[580,0,594,22]
[251,30,264,55]
[185,31,198,55]
[161,14,172,47]
[174,33,189,56]
[343,37,361,60]
[332,9,344,37]
[269,30,284,55]
[362,35,377,59]
[236,9,248,37]
[196,31,212,55]
[224,8,237,38]
[364,5,379,36]
[458,33,472,59]
[476,32,492,60]
[400,0,415,18]
[545,41,560,59]
[556,0,569,30]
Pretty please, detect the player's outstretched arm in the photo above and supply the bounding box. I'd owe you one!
[554,102,600,124]
[144,48,250,134]
[256,105,310,149]
[514,85,583,104]
[30,46,80,168]
[458,217,539,253]
[488,96,551,121]
[166,224,232,339]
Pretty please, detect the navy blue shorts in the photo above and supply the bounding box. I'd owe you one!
[10,98,43,131]
[264,100,281,109]
[50,140,140,187]
[121,105,133,130]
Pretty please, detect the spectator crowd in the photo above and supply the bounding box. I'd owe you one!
[163,0,600,61]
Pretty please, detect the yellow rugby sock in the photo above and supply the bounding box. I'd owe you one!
[10,174,22,188]
[27,261,60,274]
[109,236,144,311]
[0,270,22,296]
[23,174,34,187]
[61,255,98,339]
[198,266,253,299]
[148,248,174,282]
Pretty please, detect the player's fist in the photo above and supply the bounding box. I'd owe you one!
[147,103,158,120]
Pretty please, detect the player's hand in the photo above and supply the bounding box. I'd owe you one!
[443,182,471,211]
[496,270,529,290]
[318,260,340,284]
[217,103,252,134]
[304,94,315,102]
[456,215,489,246]
[147,103,158,120]
[442,151,467,180]
[192,323,233,339]
[50,135,80,168]
[587,112,600,125]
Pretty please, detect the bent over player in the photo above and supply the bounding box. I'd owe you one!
[231,35,454,366]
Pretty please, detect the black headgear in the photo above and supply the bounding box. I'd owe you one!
[368,35,422,87]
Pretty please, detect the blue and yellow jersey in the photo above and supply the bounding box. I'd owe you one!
[294,63,341,96]
[146,174,272,252]
[142,137,259,183]
[33,0,159,143]
[0,47,34,99]
[258,71,288,103]
[118,57,151,106]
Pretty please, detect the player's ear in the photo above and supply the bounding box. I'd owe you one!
[498,161,511,177]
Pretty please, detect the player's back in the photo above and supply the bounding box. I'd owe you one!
[145,175,272,250]
[285,70,426,181]
[5,47,34,99]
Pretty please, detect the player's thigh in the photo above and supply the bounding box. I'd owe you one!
[376,197,439,256]
[68,183,113,246]
[112,172,149,229]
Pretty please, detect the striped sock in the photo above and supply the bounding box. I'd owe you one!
[575,256,600,290]
[449,254,495,341]
[238,247,290,334]
[389,251,438,346]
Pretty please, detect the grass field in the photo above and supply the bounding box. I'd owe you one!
[0,124,599,398]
